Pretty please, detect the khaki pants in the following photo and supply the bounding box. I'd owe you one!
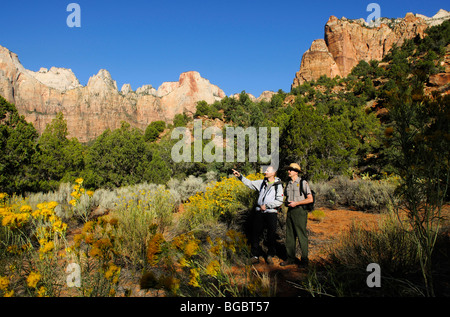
[285,206,308,261]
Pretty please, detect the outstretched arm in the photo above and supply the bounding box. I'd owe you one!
[232,169,262,191]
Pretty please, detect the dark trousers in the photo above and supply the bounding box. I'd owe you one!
[285,206,308,261]
[251,211,278,257]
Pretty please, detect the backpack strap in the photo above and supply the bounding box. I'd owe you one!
[299,178,307,197]
[259,179,283,204]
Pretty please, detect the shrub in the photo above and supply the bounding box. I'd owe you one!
[141,229,274,296]
[180,174,261,231]
[69,216,122,296]
[312,176,397,212]
[167,174,214,203]
[299,213,424,296]
[0,195,68,297]
[110,185,178,269]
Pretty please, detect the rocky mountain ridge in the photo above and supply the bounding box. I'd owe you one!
[0,44,232,142]
[0,43,280,143]
[292,9,450,88]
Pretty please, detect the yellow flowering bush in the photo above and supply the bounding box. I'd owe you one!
[140,227,272,296]
[0,275,14,297]
[69,178,95,223]
[0,172,273,298]
[69,215,121,297]
[182,173,263,229]
[0,196,69,297]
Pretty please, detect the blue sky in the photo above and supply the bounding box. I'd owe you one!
[1,0,447,97]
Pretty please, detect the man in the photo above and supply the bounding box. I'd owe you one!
[232,166,283,264]
[281,163,313,268]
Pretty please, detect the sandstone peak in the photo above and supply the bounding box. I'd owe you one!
[87,69,118,92]
[292,9,450,88]
[309,39,330,52]
[121,83,133,94]
[0,45,26,73]
[326,15,339,25]
[26,66,82,91]
[136,84,157,96]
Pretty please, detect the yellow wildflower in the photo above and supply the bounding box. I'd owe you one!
[52,219,67,234]
[0,276,9,291]
[75,178,84,185]
[39,240,54,254]
[178,257,189,267]
[205,260,221,277]
[27,271,41,289]
[188,268,201,288]
[89,246,102,258]
[0,193,7,202]
[105,264,121,283]
[19,205,32,213]
[4,290,14,297]
[82,221,95,233]
[147,233,165,265]
[47,201,58,210]
[184,239,200,257]
[37,286,47,297]
[70,191,81,199]
[36,202,47,210]
[1,212,30,229]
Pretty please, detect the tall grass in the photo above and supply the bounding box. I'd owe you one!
[298,212,426,296]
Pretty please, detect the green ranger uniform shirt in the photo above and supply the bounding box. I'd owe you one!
[285,176,311,203]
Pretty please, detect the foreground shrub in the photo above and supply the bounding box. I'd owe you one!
[298,212,426,296]
[140,229,274,296]
[0,195,68,297]
[110,185,177,268]
[68,216,122,297]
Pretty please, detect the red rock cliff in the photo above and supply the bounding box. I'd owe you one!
[292,9,450,88]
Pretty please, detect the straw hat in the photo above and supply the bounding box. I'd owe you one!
[285,163,301,173]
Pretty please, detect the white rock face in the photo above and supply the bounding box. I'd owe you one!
[136,84,157,96]
[416,9,450,27]
[121,83,133,94]
[26,67,82,91]
[87,69,118,92]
